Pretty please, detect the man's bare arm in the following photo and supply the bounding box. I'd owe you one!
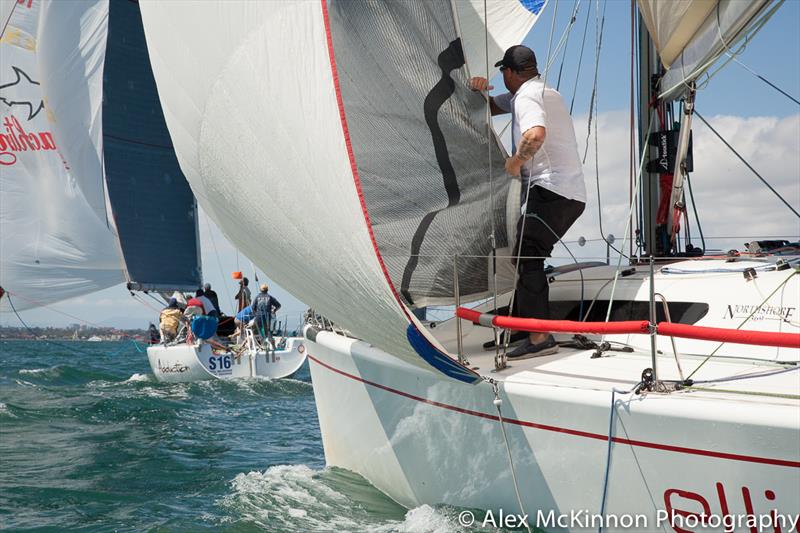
[516,126,546,161]
[505,126,546,177]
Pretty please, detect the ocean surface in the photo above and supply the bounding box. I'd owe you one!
[0,340,490,532]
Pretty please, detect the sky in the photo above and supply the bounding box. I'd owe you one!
[4,0,799,330]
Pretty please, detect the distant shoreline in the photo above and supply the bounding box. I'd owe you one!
[0,326,149,342]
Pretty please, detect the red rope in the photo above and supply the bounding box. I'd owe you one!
[456,308,800,348]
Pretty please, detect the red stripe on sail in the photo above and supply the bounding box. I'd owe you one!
[319,0,410,322]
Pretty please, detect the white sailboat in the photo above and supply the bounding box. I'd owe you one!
[139,0,798,528]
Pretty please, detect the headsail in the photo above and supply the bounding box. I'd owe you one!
[637,0,774,101]
[0,0,123,311]
[101,0,201,292]
[139,0,540,381]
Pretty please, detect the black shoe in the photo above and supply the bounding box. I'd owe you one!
[507,335,559,360]
[482,331,528,351]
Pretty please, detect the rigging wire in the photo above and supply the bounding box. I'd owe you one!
[598,381,644,533]
[581,0,606,162]
[0,0,18,39]
[714,0,799,107]
[694,110,800,219]
[603,109,657,327]
[541,0,560,90]
[542,0,582,80]
[568,0,592,115]
[629,0,636,258]
[686,270,798,379]
[483,0,500,364]
[487,380,532,533]
[555,0,582,91]
[684,174,705,252]
[584,0,624,260]
[4,290,110,329]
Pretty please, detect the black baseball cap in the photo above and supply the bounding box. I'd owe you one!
[495,45,538,72]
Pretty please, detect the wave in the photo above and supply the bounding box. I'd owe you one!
[16,364,120,386]
[219,465,468,532]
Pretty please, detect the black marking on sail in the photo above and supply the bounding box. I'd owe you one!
[400,38,465,305]
[0,66,45,121]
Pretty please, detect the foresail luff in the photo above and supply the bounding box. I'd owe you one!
[139,0,542,382]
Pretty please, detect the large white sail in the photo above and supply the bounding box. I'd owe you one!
[0,0,122,312]
[139,0,542,382]
[637,0,773,100]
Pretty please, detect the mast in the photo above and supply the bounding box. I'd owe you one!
[636,11,658,258]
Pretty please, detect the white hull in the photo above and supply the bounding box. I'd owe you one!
[307,261,800,531]
[147,337,307,383]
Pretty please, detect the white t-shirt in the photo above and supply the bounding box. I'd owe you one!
[494,77,586,203]
[197,295,217,314]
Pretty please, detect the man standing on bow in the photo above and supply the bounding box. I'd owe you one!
[470,45,586,359]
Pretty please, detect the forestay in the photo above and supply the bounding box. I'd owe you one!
[0,0,122,311]
[637,0,773,101]
[139,0,542,381]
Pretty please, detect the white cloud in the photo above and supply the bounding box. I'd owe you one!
[556,111,800,261]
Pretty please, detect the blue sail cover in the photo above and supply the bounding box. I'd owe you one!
[102,0,201,291]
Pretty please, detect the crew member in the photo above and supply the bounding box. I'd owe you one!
[470,45,586,359]
[251,283,281,346]
[159,298,185,343]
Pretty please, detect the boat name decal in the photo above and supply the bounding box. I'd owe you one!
[157,359,189,374]
[723,303,795,322]
[663,482,799,533]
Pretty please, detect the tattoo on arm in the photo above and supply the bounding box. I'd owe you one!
[516,132,544,162]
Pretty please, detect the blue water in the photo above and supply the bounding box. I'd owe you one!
[0,340,484,531]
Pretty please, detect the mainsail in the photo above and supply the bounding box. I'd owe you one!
[101,0,201,292]
[637,0,775,100]
[139,0,543,381]
[0,0,122,311]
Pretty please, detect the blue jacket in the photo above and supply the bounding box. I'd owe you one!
[251,291,281,324]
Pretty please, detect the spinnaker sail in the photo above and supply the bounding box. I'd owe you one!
[0,0,122,311]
